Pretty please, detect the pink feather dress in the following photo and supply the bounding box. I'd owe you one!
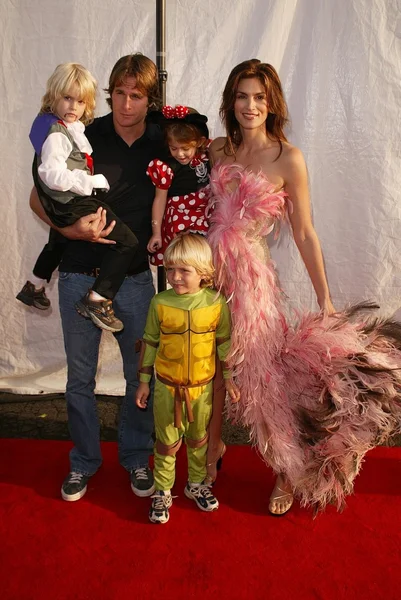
[207,163,401,511]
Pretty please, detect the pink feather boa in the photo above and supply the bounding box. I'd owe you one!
[207,163,401,511]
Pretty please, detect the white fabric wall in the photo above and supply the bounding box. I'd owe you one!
[1,0,400,394]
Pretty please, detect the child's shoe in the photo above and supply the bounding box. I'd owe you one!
[75,291,124,333]
[16,280,50,310]
[184,482,219,512]
[149,490,173,524]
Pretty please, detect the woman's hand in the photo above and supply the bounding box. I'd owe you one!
[136,382,150,408]
[225,378,241,403]
[61,207,116,244]
[147,234,162,253]
[319,298,336,315]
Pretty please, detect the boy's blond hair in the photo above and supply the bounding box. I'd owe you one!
[40,63,97,125]
[163,233,215,288]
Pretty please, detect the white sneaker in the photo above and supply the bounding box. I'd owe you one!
[184,482,219,512]
[149,490,173,524]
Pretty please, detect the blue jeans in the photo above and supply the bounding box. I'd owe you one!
[58,270,155,476]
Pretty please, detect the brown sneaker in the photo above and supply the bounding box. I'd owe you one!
[75,291,124,333]
[16,281,51,310]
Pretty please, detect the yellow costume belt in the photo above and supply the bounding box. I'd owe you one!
[156,373,214,428]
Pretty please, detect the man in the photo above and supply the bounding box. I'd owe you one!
[30,54,165,501]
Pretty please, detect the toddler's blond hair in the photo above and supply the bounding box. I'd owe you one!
[40,62,97,125]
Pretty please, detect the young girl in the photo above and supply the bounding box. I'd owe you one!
[16,62,138,332]
[146,105,210,265]
[135,233,240,524]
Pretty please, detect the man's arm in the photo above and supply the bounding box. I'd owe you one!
[29,187,116,244]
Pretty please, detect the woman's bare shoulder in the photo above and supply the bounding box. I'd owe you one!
[210,136,226,150]
[279,142,308,186]
[280,142,305,166]
[209,137,227,163]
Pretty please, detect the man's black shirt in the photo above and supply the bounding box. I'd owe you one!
[59,113,165,275]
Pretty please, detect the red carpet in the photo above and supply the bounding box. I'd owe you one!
[0,440,400,600]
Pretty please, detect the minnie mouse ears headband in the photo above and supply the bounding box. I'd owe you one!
[162,105,189,119]
[147,105,209,139]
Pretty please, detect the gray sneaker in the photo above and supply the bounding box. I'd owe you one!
[61,471,89,502]
[130,466,155,497]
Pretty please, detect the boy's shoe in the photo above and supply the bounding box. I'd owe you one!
[130,466,155,497]
[184,482,219,512]
[16,281,50,310]
[149,490,173,524]
[61,472,90,502]
[75,291,124,333]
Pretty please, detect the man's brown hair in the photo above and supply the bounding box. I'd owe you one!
[105,53,160,109]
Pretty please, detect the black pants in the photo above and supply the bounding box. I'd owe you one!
[33,230,67,283]
[32,164,138,300]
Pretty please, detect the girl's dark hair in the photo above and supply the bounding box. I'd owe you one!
[148,107,209,152]
[220,59,289,158]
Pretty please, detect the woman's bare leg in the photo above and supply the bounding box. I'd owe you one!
[205,358,226,484]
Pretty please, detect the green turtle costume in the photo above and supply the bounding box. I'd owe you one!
[138,287,231,490]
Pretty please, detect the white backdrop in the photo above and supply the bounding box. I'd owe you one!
[1,0,400,394]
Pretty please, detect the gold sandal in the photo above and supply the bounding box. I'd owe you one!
[204,442,227,486]
[268,477,294,516]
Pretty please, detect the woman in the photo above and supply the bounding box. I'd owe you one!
[205,59,401,515]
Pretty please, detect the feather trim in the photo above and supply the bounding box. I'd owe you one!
[208,164,401,511]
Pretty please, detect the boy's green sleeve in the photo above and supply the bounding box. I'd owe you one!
[216,297,232,379]
[139,298,160,383]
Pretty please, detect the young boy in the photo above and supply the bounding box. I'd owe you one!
[16,62,138,332]
[136,233,240,524]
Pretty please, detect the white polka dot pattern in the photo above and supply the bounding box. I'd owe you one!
[148,158,210,266]
[146,159,173,190]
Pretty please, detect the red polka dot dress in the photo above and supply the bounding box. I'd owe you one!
[146,153,210,265]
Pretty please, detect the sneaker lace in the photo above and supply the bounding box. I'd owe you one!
[194,484,215,499]
[133,467,149,481]
[69,472,85,484]
[151,492,171,509]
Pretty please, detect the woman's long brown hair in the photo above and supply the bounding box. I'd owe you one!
[220,59,289,159]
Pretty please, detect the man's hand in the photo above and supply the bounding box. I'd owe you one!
[136,382,150,408]
[61,207,116,244]
[30,187,117,245]
[225,378,240,403]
